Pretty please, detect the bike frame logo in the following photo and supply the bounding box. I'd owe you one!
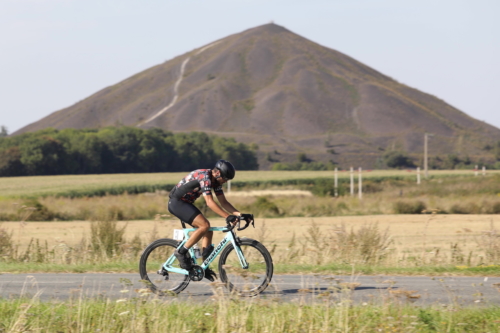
[203,237,228,266]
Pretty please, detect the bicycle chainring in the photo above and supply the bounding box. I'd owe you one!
[188,265,204,282]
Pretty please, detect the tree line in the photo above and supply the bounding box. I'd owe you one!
[0,127,259,177]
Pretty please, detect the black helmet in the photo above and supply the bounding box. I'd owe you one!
[214,159,236,180]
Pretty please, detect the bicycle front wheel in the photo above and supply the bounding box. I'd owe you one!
[139,238,190,295]
[218,238,273,297]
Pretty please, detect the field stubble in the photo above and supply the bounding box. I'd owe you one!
[1,214,500,274]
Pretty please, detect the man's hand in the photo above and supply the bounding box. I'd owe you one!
[226,215,239,225]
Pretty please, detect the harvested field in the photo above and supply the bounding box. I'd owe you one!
[2,214,499,264]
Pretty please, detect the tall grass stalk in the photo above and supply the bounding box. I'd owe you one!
[2,220,500,274]
[1,292,500,332]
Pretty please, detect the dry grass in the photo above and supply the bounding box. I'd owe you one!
[1,170,496,198]
[2,214,500,268]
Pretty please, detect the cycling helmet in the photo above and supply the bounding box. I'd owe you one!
[214,159,236,180]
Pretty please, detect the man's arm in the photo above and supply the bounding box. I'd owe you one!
[216,193,241,217]
[203,194,231,218]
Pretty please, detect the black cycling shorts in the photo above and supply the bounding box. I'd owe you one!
[168,199,202,226]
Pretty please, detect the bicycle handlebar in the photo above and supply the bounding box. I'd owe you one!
[223,214,255,233]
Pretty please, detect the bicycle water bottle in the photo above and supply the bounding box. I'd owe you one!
[193,244,202,259]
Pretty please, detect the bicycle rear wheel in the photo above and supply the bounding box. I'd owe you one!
[218,238,273,297]
[139,238,190,295]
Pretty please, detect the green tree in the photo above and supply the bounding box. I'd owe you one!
[0,147,25,176]
[0,126,259,175]
[0,126,8,137]
[494,141,500,161]
[97,127,144,173]
[19,136,67,175]
[213,136,258,170]
[169,132,215,171]
[383,151,415,169]
[138,128,176,172]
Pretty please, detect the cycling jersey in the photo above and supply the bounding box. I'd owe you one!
[169,169,223,204]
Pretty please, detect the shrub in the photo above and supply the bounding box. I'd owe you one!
[393,200,426,214]
[309,179,347,197]
[383,151,415,169]
[21,199,59,221]
[362,180,383,193]
[252,197,281,217]
[449,203,480,214]
[484,202,500,214]
[335,202,349,212]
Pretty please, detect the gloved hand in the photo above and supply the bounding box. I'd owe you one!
[226,215,239,224]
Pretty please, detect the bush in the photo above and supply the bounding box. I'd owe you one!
[383,151,415,169]
[449,203,480,214]
[21,199,60,221]
[393,200,426,214]
[252,197,281,217]
[490,202,500,214]
[362,180,383,194]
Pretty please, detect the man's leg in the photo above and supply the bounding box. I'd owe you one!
[184,214,210,248]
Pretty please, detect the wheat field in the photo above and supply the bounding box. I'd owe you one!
[3,214,499,263]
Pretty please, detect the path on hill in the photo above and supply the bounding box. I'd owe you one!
[1,273,499,306]
[141,41,220,125]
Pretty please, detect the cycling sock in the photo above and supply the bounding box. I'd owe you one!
[178,246,189,255]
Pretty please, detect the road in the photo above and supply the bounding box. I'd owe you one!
[1,273,499,306]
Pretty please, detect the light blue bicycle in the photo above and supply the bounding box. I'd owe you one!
[139,215,273,297]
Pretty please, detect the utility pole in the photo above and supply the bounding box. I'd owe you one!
[424,133,434,178]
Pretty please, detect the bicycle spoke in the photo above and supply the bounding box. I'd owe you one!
[139,239,190,295]
[219,238,273,296]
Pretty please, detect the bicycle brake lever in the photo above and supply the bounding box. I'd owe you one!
[223,216,241,233]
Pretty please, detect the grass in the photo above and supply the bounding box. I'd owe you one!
[2,173,500,221]
[1,169,497,198]
[1,291,500,332]
[2,215,500,275]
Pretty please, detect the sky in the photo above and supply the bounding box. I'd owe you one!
[1,0,499,134]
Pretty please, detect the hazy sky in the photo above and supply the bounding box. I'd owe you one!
[1,0,499,133]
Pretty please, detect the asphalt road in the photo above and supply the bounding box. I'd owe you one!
[1,273,500,306]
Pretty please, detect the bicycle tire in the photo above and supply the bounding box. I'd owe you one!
[139,238,190,295]
[218,238,273,297]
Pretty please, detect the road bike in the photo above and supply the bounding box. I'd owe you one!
[139,214,273,297]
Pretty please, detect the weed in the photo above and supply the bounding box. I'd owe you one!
[0,223,14,259]
[476,222,500,262]
[90,219,127,258]
[329,223,393,264]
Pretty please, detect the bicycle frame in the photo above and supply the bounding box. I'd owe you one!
[162,227,248,275]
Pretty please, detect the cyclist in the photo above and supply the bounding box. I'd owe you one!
[168,159,245,282]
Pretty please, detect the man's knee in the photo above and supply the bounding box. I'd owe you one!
[192,215,211,232]
[199,223,210,233]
